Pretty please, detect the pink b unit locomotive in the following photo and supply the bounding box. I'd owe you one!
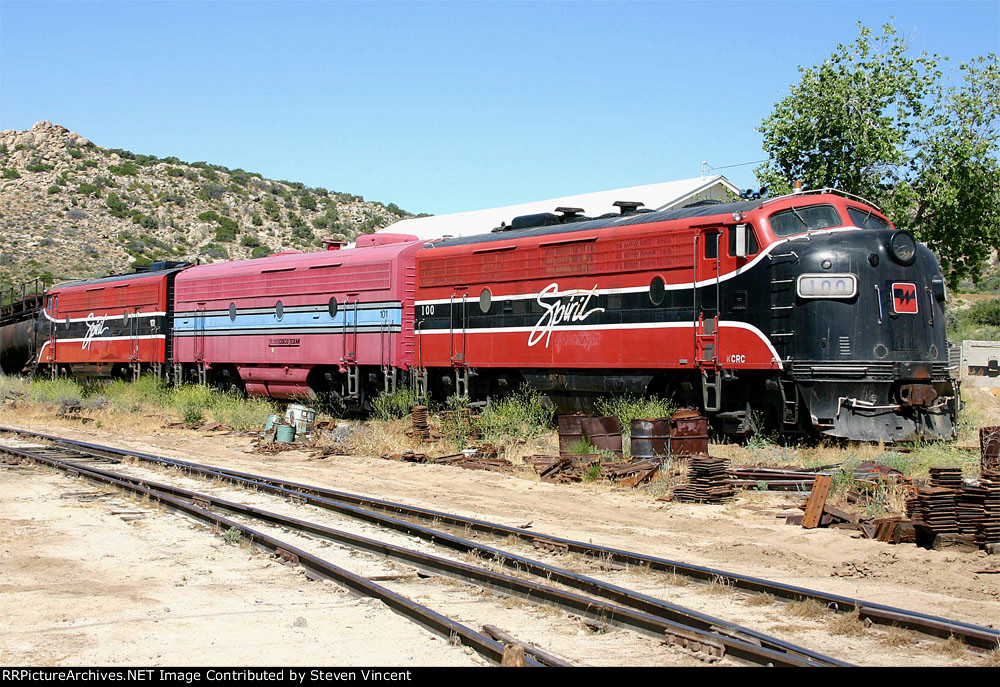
[171,234,423,407]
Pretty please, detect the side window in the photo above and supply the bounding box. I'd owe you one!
[703,232,719,259]
[728,224,759,256]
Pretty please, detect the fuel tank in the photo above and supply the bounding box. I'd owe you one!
[0,316,37,374]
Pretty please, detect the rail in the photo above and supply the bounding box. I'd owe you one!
[4,426,997,653]
[0,440,838,667]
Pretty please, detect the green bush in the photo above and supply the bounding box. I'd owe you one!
[170,384,213,424]
[948,298,1000,341]
[26,162,54,172]
[474,384,554,442]
[199,182,225,200]
[299,195,317,211]
[198,210,220,222]
[47,185,61,194]
[595,394,677,457]
[106,192,127,217]
[97,375,169,413]
[28,378,86,406]
[109,161,139,176]
[132,214,158,230]
[372,388,425,421]
[2,169,21,179]
[250,245,271,259]
[262,198,281,221]
[210,393,280,430]
[200,243,228,260]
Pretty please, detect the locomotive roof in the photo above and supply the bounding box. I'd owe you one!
[425,198,767,249]
[50,264,189,291]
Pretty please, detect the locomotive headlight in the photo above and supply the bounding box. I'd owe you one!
[796,273,858,299]
[888,230,916,265]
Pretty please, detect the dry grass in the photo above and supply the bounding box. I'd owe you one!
[743,592,775,607]
[881,626,916,648]
[767,623,811,635]
[342,419,421,457]
[703,575,734,595]
[930,636,967,659]
[662,572,689,587]
[828,610,866,637]
[787,598,827,619]
[979,644,1000,667]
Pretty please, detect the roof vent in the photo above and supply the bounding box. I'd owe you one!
[508,212,561,231]
[322,239,347,251]
[613,200,644,216]
[555,206,586,222]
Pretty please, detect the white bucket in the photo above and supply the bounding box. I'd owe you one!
[285,404,317,437]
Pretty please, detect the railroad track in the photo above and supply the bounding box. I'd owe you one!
[3,426,998,665]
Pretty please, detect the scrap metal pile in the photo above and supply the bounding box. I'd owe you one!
[667,455,735,504]
[531,409,709,488]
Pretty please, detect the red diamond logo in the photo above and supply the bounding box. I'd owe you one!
[892,283,918,314]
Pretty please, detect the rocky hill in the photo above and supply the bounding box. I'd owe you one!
[0,121,419,292]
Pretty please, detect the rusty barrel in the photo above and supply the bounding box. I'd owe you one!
[629,418,671,459]
[581,416,623,460]
[669,410,709,456]
[557,414,591,455]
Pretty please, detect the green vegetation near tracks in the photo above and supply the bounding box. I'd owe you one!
[0,374,280,430]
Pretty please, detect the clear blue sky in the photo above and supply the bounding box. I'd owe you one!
[2,1,998,215]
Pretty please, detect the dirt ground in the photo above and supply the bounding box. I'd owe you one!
[2,399,999,667]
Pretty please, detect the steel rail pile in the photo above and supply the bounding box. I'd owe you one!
[3,426,999,652]
[0,441,838,668]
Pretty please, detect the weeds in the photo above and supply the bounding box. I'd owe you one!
[881,626,915,648]
[222,527,243,545]
[474,384,554,443]
[787,598,827,619]
[828,609,866,636]
[595,393,675,458]
[743,592,776,607]
[582,463,602,482]
[209,392,280,430]
[744,410,779,449]
[171,384,213,424]
[931,636,967,659]
[372,388,426,421]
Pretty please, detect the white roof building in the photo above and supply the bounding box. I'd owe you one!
[381,174,740,240]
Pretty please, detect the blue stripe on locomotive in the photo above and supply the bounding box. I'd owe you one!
[174,306,402,334]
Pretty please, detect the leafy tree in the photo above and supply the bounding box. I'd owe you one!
[757,24,1000,283]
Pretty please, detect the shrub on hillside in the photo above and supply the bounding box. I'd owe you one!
[108,161,139,176]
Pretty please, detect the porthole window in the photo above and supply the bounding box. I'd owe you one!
[328,296,338,318]
[275,301,284,321]
[229,303,237,321]
[479,288,492,314]
[649,276,666,306]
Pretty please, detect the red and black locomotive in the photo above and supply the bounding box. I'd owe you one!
[0,189,959,442]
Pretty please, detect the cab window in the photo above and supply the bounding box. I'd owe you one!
[769,204,842,236]
[847,206,889,231]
